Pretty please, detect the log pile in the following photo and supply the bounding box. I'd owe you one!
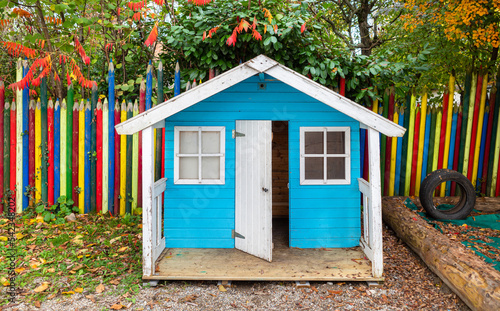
[382,197,500,311]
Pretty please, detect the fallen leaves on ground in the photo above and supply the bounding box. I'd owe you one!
[179,294,198,303]
[34,282,50,293]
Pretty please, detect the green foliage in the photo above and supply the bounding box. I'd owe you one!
[34,196,78,223]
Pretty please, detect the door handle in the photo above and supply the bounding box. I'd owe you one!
[262,187,269,192]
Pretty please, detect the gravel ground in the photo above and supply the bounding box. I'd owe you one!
[2,225,469,311]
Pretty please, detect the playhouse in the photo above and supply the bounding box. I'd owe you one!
[116,55,405,282]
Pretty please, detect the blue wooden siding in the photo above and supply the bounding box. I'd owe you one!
[164,74,360,249]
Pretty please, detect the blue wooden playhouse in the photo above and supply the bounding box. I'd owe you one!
[116,55,405,282]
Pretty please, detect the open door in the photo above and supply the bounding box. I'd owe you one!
[235,120,273,262]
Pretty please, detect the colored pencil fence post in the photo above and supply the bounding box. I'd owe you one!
[22,60,29,210]
[458,72,472,175]
[443,75,456,170]
[415,93,428,195]
[72,102,79,211]
[108,60,115,215]
[0,80,3,210]
[421,103,431,182]
[400,95,410,195]
[389,106,398,196]
[29,100,34,200]
[10,100,16,199]
[410,107,420,196]
[120,100,127,215]
[451,106,463,195]
[471,74,488,188]
[126,101,133,214]
[463,72,477,177]
[138,80,145,211]
[3,102,9,199]
[35,99,42,203]
[79,101,85,214]
[60,99,67,198]
[67,80,74,200]
[85,100,91,213]
[491,97,500,195]
[446,105,458,196]
[16,59,23,212]
[433,107,442,176]
[96,99,103,213]
[477,106,488,193]
[437,91,449,177]
[90,85,98,212]
[482,86,496,195]
[487,85,500,196]
[385,87,394,195]
[41,76,48,203]
[47,99,54,206]
[394,106,404,195]
[54,99,61,202]
[404,93,416,196]
[468,74,483,180]
[380,89,388,195]
[114,100,121,215]
[102,99,109,213]
[131,100,139,214]
[427,106,437,177]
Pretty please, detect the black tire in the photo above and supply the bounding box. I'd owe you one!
[419,169,475,220]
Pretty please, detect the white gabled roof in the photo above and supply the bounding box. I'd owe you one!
[115,55,405,137]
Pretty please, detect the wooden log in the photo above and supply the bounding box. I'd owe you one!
[382,197,500,311]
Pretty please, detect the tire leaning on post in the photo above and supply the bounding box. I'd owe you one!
[419,169,476,220]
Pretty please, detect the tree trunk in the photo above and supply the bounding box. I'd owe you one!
[382,197,500,311]
[357,0,372,56]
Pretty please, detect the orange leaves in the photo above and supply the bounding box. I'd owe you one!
[67,58,97,89]
[188,0,212,5]
[9,55,51,91]
[153,0,165,5]
[263,8,273,24]
[144,22,158,46]
[45,16,62,25]
[238,19,251,33]
[252,29,262,41]
[12,8,32,18]
[36,39,45,49]
[0,19,11,28]
[74,36,90,65]
[301,22,306,33]
[127,1,147,12]
[1,41,38,59]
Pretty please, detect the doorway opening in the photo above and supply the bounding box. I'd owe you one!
[272,121,289,249]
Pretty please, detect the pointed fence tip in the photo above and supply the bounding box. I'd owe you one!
[158,60,163,70]
[175,62,180,72]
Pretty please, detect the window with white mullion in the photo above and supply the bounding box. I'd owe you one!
[300,126,350,185]
[174,126,225,184]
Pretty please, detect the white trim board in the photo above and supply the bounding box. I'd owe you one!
[115,55,405,137]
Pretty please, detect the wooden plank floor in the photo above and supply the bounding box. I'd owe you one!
[149,219,382,281]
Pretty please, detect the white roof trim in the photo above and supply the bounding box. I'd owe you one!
[115,54,405,137]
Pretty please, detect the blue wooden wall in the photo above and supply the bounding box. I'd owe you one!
[164,74,361,249]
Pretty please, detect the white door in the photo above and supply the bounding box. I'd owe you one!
[235,120,273,262]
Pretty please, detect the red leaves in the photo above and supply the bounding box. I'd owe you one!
[188,0,212,5]
[208,27,219,38]
[252,29,262,41]
[226,28,237,47]
[36,39,45,49]
[153,0,165,5]
[301,22,306,33]
[144,22,158,46]
[132,12,141,21]
[45,16,62,25]
[1,41,38,59]
[59,54,69,65]
[74,36,90,65]
[67,58,97,89]
[105,43,114,52]
[9,55,51,91]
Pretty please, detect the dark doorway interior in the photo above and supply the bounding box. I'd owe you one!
[272,121,289,248]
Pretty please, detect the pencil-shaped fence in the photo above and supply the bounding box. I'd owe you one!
[1,61,500,215]
[363,72,500,197]
[0,59,169,215]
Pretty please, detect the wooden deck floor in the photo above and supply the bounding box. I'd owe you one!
[148,219,381,281]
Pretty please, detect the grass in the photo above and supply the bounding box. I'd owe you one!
[0,207,144,306]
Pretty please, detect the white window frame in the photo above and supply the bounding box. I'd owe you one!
[174,126,225,185]
[300,126,351,185]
